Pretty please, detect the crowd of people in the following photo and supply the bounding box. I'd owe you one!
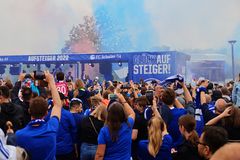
[0,70,240,160]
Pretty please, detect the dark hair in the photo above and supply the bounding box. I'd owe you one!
[221,87,230,96]
[179,115,199,146]
[5,79,13,90]
[0,85,10,98]
[202,126,228,154]
[21,86,32,101]
[135,96,147,108]
[162,88,176,105]
[106,102,128,142]
[221,106,240,128]
[70,100,81,108]
[56,71,65,81]
[29,96,48,119]
[141,87,147,95]
[211,90,222,102]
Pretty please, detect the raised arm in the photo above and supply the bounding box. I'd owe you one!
[152,97,161,118]
[181,82,193,103]
[45,71,62,120]
[116,93,135,120]
[206,107,232,125]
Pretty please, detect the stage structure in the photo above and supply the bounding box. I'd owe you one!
[0,51,190,82]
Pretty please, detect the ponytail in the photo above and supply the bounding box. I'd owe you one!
[188,130,199,146]
[148,117,164,157]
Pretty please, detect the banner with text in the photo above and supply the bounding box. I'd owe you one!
[132,53,175,81]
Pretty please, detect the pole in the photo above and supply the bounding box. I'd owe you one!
[228,40,236,80]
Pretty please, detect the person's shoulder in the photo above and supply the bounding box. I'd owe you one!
[48,116,60,124]
[16,126,29,138]
[163,134,173,144]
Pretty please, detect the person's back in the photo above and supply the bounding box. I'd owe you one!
[96,96,135,160]
[0,85,24,133]
[138,134,172,160]
[16,116,59,159]
[55,108,77,156]
[98,117,134,160]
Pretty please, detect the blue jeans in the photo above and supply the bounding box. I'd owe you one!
[80,142,97,160]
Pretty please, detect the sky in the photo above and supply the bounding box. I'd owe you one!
[0,0,239,64]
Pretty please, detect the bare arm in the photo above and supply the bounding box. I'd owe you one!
[206,107,232,125]
[182,83,192,103]
[132,129,138,140]
[152,97,161,117]
[174,98,184,109]
[200,91,206,105]
[95,144,106,160]
[45,71,62,120]
[117,93,135,120]
[130,80,138,99]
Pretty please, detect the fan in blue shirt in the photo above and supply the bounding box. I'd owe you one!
[161,88,187,147]
[137,117,172,160]
[16,71,62,160]
[95,94,135,160]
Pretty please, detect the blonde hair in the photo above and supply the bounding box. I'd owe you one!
[90,105,107,121]
[75,79,85,89]
[148,117,164,157]
[91,96,102,107]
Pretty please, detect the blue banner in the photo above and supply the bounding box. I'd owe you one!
[132,52,176,81]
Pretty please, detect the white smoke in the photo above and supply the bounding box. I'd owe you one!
[0,0,93,55]
[144,0,240,50]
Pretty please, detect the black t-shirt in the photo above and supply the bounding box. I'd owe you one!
[172,139,201,160]
[133,110,148,141]
[80,115,104,145]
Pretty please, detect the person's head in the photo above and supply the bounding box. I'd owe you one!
[211,90,222,102]
[21,86,33,102]
[90,96,102,110]
[56,71,65,81]
[67,82,74,91]
[215,98,227,114]
[75,79,85,89]
[4,79,13,90]
[0,85,10,104]
[135,96,147,112]
[29,96,48,119]
[154,85,164,98]
[198,126,228,159]
[106,102,127,142]
[107,85,115,93]
[141,86,147,95]
[162,88,176,106]
[221,87,230,96]
[148,116,165,158]
[210,143,240,160]
[178,115,199,145]
[221,106,240,128]
[102,90,111,100]
[70,98,82,113]
[198,77,209,88]
[90,105,107,121]
[68,72,72,76]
